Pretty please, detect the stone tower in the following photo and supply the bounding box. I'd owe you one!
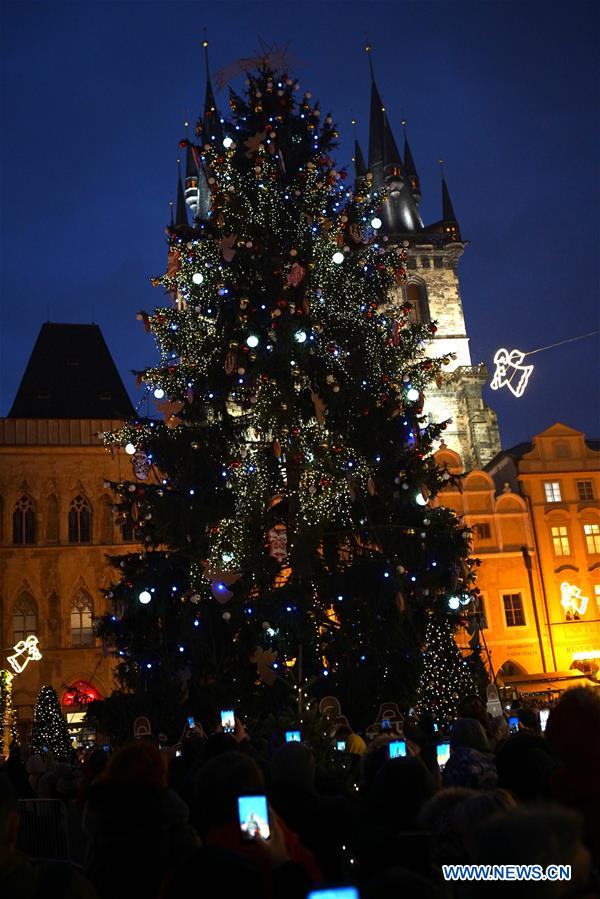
[356,51,501,471]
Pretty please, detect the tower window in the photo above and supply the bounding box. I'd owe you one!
[404,282,429,326]
[68,495,92,544]
[70,591,94,647]
[420,257,431,268]
[406,257,417,270]
[503,593,525,627]
[551,525,570,556]
[544,482,562,503]
[584,523,600,554]
[475,522,491,540]
[13,594,37,643]
[12,495,36,545]
[433,257,444,269]
[577,481,594,501]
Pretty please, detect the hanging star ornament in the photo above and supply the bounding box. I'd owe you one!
[490,348,534,398]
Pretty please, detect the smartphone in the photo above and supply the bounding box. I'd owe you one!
[509,715,519,734]
[221,709,235,734]
[381,717,391,731]
[238,794,270,840]
[539,709,549,732]
[389,740,407,758]
[436,741,451,770]
[433,722,439,733]
[308,889,359,899]
[285,730,301,743]
[187,716,195,728]
[336,740,346,751]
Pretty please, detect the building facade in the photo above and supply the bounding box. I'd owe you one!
[434,424,600,684]
[0,324,135,741]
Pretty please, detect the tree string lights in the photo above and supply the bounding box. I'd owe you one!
[97,62,478,728]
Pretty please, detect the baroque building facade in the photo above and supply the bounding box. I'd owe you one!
[0,324,134,741]
[434,424,600,692]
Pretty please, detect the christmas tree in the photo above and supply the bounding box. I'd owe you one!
[415,615,477,728]
[30,685,72,760]
[0,670,14,757]
[98,55,477,731]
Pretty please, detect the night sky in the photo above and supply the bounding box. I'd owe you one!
[1,1,598,450]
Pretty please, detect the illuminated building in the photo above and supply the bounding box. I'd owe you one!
[0,323,134,743]
[435,423,600,692]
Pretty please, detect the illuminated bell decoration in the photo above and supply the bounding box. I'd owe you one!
[125,443,136,455]
[371,217,382,229]
[192,272,204,285]
[332,251,344,265]
[246,334,259,348]
[294,330,307,343]
[406,387,420,402]
[139,590,152,605]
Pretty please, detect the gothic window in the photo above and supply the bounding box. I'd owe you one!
[12,495,36,545]
[502,593,526,627]
[577,481,594,501]
[13,594,38,643]
[68,495,92,544]
[405,282,429,326]
[70,591,94,647]
[46,494,59,543]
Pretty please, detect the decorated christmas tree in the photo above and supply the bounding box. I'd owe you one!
[30,685,72,760]
[98,53,477,731]
[415,614,477,728]
[0,670,14,757]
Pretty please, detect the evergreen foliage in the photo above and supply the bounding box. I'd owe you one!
[30,685,72,760]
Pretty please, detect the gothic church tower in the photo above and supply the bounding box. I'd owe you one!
[356,52,501,470]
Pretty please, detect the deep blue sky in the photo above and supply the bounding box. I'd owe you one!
[1,0,599,448]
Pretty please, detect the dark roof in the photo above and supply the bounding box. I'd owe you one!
[8,323,135,420]
[354,139,367,179]
[442,173,458,223]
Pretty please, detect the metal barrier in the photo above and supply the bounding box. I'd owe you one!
[17,799,71,861]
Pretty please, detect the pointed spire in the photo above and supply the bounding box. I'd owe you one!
[439,160,461,240]
[353,138,367,179]
[402,120,421,205]
[366,44,385,186]
[184,122,197,179]
[175,161,189,228]
[169,200,174,229]
[200,39,223,146]
[383,114,404,183]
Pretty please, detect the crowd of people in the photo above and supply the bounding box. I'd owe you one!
[1,686,599,898]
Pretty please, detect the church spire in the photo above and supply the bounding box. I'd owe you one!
[402,120,421,205]
[383,113,405,187]
[439,160,461,240]
[200,39,223,146]
[365,45,385,188]
[353,138,367,179]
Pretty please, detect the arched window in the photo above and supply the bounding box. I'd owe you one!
[46,494,59,543]
[70,590,93,647]
[12,495,36,545]
[68,495,92,544]
[404,282,429,326]
[13,593,38,643]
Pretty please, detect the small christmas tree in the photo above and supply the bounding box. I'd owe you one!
[415,614,477,728]
[0,670,13,757]
[30,685,72,760]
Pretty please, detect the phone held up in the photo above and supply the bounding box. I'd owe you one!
[285,730,301,743]
[388,740,407,759]
[221,709,235,734]
[238,794,270,841]
[436,741,451,770]
[509,715,520,734]
[308,889,359,899]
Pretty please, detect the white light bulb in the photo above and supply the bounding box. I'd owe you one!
[192,272,204,285]
[415,492,428,506]
[332,251,344,265]
[125,443,136,455]
[246,335,259,348]
[222,136,234,149]
[371,216,382,229]
[294,330,307,343]
[407,387,420,402]
[153,388,165,399]
[139,590,152,605]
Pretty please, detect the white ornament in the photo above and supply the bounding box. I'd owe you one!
[192,272,204,285]
[246,335,259,348]
[7,635,42,674]
[490,348,533,398]
[371,217,382,229]
[332,251,344,265]
[139,590,152,605]
[125,443,136,455]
